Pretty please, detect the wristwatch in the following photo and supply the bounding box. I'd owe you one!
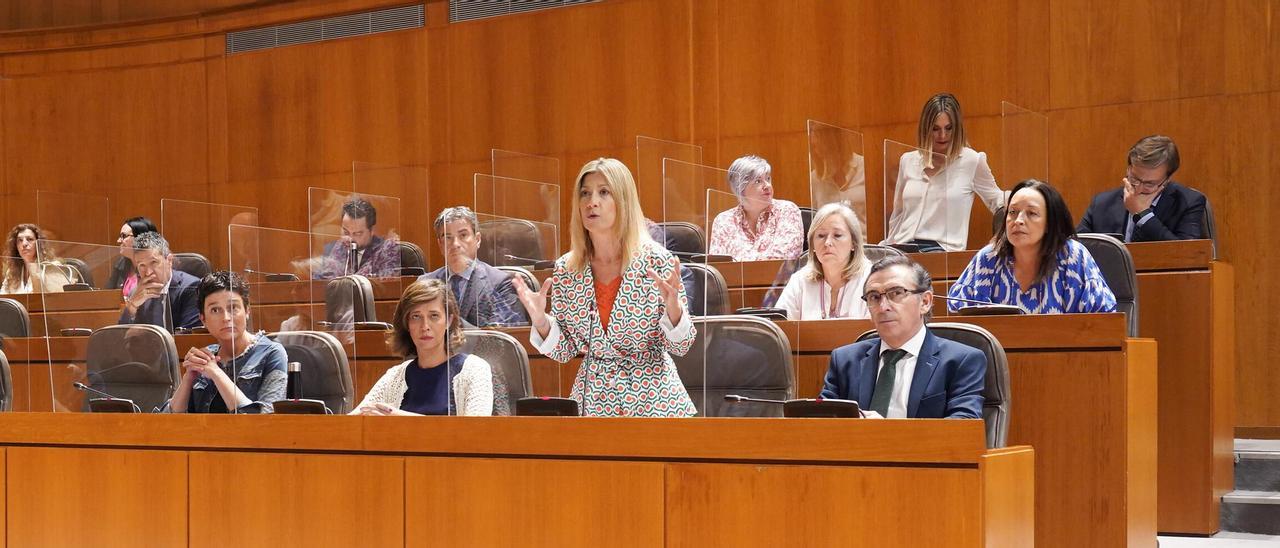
[1132,208,1152,224]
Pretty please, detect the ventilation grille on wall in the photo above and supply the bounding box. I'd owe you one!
[227,4,424,54]
[449,0,600,23]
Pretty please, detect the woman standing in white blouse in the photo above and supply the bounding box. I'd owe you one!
[884,93,1006,252]
[776,203,873,320]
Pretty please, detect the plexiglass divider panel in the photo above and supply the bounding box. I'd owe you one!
[307,188,402,281]
[880,139,955,316]
[637,136,704,226]
[353,162,429,274]
[160,199,259,280]
[36,190,111,244]
[807,120,868,242]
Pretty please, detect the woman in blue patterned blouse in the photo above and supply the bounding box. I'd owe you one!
[949,179,1117,314]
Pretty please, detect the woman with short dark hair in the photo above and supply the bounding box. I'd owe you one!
[949,180,1117,314]
[351,279,493,416]
[164,271,289,413]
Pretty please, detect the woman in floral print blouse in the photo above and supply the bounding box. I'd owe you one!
[707,154,805,261]
[513,158,697,417]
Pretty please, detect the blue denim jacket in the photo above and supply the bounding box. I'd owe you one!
[163,332,289,414]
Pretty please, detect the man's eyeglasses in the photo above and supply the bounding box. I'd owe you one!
[861,286,927,305]
[1126,170,1168,191]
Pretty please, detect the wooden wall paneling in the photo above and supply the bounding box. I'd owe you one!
[0,0,264,32]
[406,457,665,547]
[189,451,405,548]
[1222,0,1276,94]
[666,462,981,546]
[6,446,188,546]
[1226,92,1277,425]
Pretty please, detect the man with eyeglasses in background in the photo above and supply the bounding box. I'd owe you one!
[1077,134,1207,242]
[420,206,523,328]
[819,256,985,419]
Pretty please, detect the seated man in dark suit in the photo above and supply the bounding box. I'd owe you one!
[119,232,202,332]
[820,256,984,418]
[315,198,401,280]
[420,206,522,327]
[1077,134,1207,242]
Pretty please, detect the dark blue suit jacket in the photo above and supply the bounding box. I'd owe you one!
[119,269,202,332]
[1076,181,1206,241]
[819,329,985,419]
[421,259,523,327]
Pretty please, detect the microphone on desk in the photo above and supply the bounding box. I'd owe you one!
[73,381,142,413]
[933,295,1028,315]
[243,268,301,282]
[724,395,864,418]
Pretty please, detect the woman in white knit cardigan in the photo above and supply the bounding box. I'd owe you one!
[351,279,493,416]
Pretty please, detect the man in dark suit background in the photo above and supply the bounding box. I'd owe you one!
[820,256,984,419]
[421,206,523,327]
[119,231,202,332]
[1077,134,1207,242]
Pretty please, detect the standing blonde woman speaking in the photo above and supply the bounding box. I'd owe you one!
[514,158,696,417]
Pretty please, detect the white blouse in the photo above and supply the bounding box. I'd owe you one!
[883,147,1006,252]
[355,355,494,416]
[775,258,873,320]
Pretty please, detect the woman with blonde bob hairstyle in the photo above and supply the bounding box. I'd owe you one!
[514,158,697,417]
[352,279,493,416]
[883,92,1006,252]
[776,203,873,320]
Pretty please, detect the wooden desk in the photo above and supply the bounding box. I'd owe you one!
[499,313,1155,548]
[0,414,1032,547]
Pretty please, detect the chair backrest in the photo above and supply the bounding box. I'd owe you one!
[85,324,181,412]
[799,207,815,251]
[863,244,906,264]
[398,241,427,274]
[269,330,354,414]
[0,298,30,340]
[325,274,377,324]
[62,257,95,288]
[0,349,11,411]
[672,315,794,417]
[992,206,1007,236]
[1200,193,1218,259]
[684,262,729,316]
[856,323,1010,448]
[461,329,532,416]
[478,218,544,267]
[172,253,212,280]
[1075,233,1139,336]
[653,222,705,255]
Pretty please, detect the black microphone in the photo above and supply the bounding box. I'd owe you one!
[242,267,300,282]
[934,294,1028,314]
[73,382,143,413]
[723,394,785,405]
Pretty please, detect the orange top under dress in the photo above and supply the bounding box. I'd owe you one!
[594,276,623,332]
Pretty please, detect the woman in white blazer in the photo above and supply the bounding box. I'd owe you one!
[776,203,873,320]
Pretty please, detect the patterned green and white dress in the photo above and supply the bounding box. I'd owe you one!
[531,241,697,417]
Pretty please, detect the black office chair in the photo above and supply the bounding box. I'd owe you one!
[673,315,794,417]
[863,244,906,264]
[653,221,705,257]
[0,298,31,340]
[269,330,354,414]
[856,322,1010,448]
[324,274,391,331]
[1200,194,1218,259]
[461,329,532,416]
[799,206,815,252]
[1076,233,1139,337]
[398,241,427,276]
[172,252,212,280]
[85,324,181,413]
[0,348,11,411]
[478,218,545,267]
[61,257,94,289]
[684,263,729,316]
